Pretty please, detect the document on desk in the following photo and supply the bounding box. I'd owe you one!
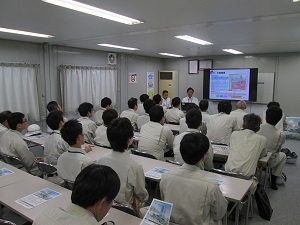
[145,167,171,180]
[16,188,61,209]
[140,198,173,225]
[25,134,47,140]
[0,168,14,176]
[208,177,225,186]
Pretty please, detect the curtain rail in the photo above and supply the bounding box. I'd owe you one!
[0,62,39,68]
[60,64,117,70]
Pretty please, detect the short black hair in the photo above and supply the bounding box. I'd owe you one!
[107,118,134,152]
[149,105,164,123]
[46,111,64,130]
[7,112,25,130]
[267,101,280,108]
[162,90,168,95]
[128,98,138,109]
[0,111,12,124]
[180,133,209,165]
[186,103,199,112]
[153,94,162,104]
[243,113,261,132]
[143,99,156,114]
[172,97,181,107]
[47,101,59,112]
[72,164,120,208]
[199,99,209,111]
[187,87,194,93]
[101,97,112,108]
[78,102,94,116]
[186,108,202,129]
[61,119,83,146]
[102,109,118,126]
[140,94,149,103]
[266,106,283,126]
[218,100,232,114]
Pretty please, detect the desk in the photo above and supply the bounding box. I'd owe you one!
[0,161,32,188]
[23,133,49,146]
[164,124,180,134]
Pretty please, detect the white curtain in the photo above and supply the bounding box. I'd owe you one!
[0,63,40,122]
[60,65,117,115]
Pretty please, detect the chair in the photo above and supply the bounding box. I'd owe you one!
[0,219,16,225]
[112,203,139,217]
[94,142,112,149]
[1,154,32,174]
[210,168,253,225]
[131,149,157,160]
[167,122,180,125]
[166,159,182,166]
[36,161,57,177]
[63,179,74,190]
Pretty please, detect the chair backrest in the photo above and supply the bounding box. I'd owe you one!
[36,161,57,174]
[131,149,157,160]
[210,168,249,180]
[0,219,17,225]
[112,204,138,217]
[167,121,180,125]
[64,179,74,190]
[166,159,182,166]
[94,142,112,149]
[1,153,22,166]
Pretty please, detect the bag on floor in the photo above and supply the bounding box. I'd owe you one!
[255,184,273,221]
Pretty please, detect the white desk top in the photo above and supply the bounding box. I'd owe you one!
[23,133,49,146]
[164,124,180,132]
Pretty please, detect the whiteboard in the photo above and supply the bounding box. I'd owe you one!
[255,73,275,104]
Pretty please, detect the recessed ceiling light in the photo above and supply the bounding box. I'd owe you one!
[159,53,184,57]
[0,27,54,38]
[222,49,243,54]
[98,44,139,50]
[175,35,213,45]
[293,0,299,2]
[42,0,143,25]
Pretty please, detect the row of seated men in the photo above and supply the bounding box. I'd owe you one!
[0,98,286,225]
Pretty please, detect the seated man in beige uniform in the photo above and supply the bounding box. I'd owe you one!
[0,110,11,140]
[160,133,227,225]
[33,164,120,225]
[225,113,267,193]
[258,106,286,190]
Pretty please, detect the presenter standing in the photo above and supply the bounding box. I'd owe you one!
[182,87,199,106]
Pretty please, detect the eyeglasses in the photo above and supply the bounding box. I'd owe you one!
[22,119,28,123]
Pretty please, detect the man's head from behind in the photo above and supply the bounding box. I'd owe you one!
[102,109,118,126]
[78,102,94,117]
[243,113,261,132]
[180,133,209,165]
[143,99,156,114]
[72,164,120,222]
[172,97,181,108]
[46,111,64,131]
[101,97,112,109]
[218,100,232,114]
[153,94,162,105]
[267,101,280,108]
[107,118,134,152]
[186,108,202,129]
[140,94,149,103]
[47,101,62,112]
[61,119,84,146]
[186,103,199,112]
[236,101,247,110]
[128,98,138,111]
[199,99,209,112]
[0,110,12,128]
[266,106,283,126]
[8,112,27,131]
[149,105,164,124]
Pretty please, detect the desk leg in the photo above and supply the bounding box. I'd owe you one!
[235,203,240,225]
[263,167,269,189]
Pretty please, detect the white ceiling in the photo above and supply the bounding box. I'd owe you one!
[1,0,300,58]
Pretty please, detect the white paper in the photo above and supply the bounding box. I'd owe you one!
[145,167,171,180]
[0,168,14,176]
[208,177,225,186]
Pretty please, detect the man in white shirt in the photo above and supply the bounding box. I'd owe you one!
[33,164,120,225]
[44,111,69,165]
[230,100,248,128]
[174,108,213,170]
[225,113,267,193]
[206,100,239,145]
[258,106,287,190]
[182,87,199,106]
[136,94,149,116]
[0,112,43,176]
[98,118,149,214]
[161,90,171,109]
[137,99,155,130]
[139,105,174,160]
[0,110,11,140]
[57,120,96,182]
[199,99,210,122]
[93,97,112,126]
[46,101,68,133]
[165,97,185,124]
[78,102,97,144]
[120,97,139,131]
[94,109,118,147]
[160,133,227,225]
[262,101,287,131]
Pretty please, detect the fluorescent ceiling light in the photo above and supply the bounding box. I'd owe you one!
[42,0,143,25]
[159,53,184,57]
[293,0,299,2]
[222,49,243,54]
[175,35,213,45]
[0,27,54,38]
[98,44,139,50]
